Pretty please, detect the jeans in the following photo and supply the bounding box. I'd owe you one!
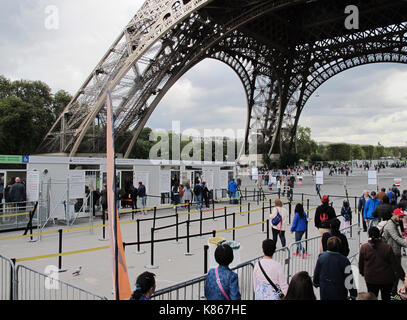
[366,283,393,300]
[139,196,147,214]
[295,231,306,254]
[277,188,281,199]
[195,195,202,210]
[272,228,286,248]
[229,192,235,204]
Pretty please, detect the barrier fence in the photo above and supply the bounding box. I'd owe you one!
[15,265,107,300]
[0,254,14,300]
[0,192,363,300]
[152,223,361,300]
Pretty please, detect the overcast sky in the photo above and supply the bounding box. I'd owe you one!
[1,0,407,147]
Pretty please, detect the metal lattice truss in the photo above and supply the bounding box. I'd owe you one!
[38,0,407,158]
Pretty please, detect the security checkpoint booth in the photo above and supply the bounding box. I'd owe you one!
[0,155,236,229]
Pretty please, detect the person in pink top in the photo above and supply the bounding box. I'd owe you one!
[253,239,288,300]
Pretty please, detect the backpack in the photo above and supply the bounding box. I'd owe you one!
[272,209,282,226]
[193,185,201,195]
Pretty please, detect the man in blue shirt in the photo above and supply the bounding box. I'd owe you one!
[364,191,381,230]
[228,179,237,204]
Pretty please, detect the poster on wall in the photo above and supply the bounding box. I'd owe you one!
[69,171,85,199]
[316,171,324,185]
[160,171,171,193]
[203,170,214,190]
[26,171,40,202]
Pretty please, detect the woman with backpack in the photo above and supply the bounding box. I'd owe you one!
[359,227,396,300]
[290,203,308,258]
[341,200,352,235]
[270,199,289,248]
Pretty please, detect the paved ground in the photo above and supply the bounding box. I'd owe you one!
[0,166,406,299]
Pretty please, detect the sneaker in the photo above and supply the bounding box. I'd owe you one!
[304,252,309,257]
[391,294,402,301]
[293,253,299,257]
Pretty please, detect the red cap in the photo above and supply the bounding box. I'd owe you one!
[321,195,329,203]
[393,208,405,216]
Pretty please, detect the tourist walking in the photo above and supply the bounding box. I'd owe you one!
[341,200,352,233]
[313,237,358,300]
[321,218,350,257]
[137,181,147,214]
[253,239,288,300]
[358,227,395,300]
[290,203,308,258]
[364,191,381,230]
[382,208,407,299]
[270,199,289,248]
[194,180,203,210]
[314,195,336,236]
[228,179,238,204]
[183,182,193,208]
[205,244,241,300]
[358,190,370,232]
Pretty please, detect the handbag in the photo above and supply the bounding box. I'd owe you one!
[215,267,231,300]
[258,261,285,299]
[272,208,282,226]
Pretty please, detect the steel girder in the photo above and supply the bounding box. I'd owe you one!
[37,0,407,159]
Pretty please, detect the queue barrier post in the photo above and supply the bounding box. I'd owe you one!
[306,198,309,252]
[224,207,227,230]
[262,202,265,233]
[232,212,236,241]
[185,220,193,256]
[288,201,292,224]
[99,210,108,241]
[175,213,181,244]
[153,207,157,230]
[145,228,158,269]
[135,218,145,254]
[204,245,209,274]
[266,219,270,239]
[57,229,67,272]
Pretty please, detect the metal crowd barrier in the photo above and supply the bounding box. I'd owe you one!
[151,260,255,300]
[0,254,15,300]
[152,248,290,300]
[15,265,107,300]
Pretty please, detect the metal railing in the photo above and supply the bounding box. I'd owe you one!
[151,260,255,300]
[15,265,107,300]
[151,248,290,300]
[0,254,15,300]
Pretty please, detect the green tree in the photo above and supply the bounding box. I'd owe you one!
[326,143,351,161]
[53,90,72,118]
[361,145,375,159]
[351,145,365,160]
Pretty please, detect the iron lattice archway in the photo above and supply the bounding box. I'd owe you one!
[37,0,407,159]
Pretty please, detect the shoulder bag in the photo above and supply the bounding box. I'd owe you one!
[258,261,285,299]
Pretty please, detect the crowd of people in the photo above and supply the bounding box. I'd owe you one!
[128,187,407,300]
[0,176,27,212]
